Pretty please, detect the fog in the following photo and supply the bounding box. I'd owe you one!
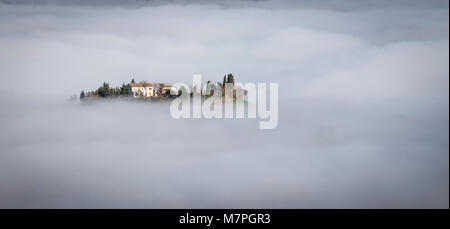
[0,0,448,208]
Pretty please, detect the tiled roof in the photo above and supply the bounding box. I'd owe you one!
[130,82,153,87]
[130,82,175,88]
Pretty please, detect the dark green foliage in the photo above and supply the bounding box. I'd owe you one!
[222,73,235,93]
[227,73,235,86]
[164,88,171,96]
[97,82,110,97]
[120,83,130,95]
[80,90,85,99]
[159,83,165,97]
[84,81,128,98]
[219,73,236,96]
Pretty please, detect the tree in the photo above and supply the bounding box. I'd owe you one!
[80,90,85,99]
[98,82,110,97]
[227,74,235,86]
[120,83,129,96]
[131,78,135,84]
[159,83,166,97]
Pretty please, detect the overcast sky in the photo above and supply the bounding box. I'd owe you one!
[0,0,448,208]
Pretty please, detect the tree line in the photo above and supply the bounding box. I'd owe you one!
[80,81,132,100]
[80,74,237,100]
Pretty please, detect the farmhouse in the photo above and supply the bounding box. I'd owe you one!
[130,81,176,97]
[130,82,154,97]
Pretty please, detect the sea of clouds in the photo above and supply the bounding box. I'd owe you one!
[0,0,448,208]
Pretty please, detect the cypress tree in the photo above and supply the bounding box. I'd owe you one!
[227,74,235,86]
[120,83,129,96]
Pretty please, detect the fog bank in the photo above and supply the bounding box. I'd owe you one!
[0,0,448,208]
